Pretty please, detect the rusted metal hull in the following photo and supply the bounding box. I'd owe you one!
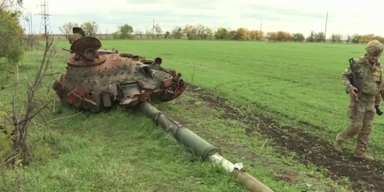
[52,51,186,112]
[53,28,186,112]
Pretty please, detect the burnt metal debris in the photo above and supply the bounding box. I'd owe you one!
[52,27,273,192]
[53,27,186,111]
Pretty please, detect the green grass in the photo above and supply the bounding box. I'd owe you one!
[98,40,384,158]
[0,39,377,192]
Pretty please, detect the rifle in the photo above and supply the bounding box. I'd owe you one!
[346,58,358,94]
[376,71,383,115]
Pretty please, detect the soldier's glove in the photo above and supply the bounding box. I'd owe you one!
[375,105,383,116]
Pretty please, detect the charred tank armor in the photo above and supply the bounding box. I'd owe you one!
[52,27,187,112]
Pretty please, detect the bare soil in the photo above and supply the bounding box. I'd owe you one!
[187,85,384,192]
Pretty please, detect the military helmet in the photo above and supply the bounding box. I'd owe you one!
[366,40,383,56]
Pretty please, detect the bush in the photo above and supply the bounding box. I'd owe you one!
[0,9,25,77]
[267,31,292,41]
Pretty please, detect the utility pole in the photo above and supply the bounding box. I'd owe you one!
[36,1,52,39]
[260,22,262,31]
[324,10,328,42]
[29,12,33,35]
[153,18,155,34]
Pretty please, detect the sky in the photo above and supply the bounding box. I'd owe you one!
[18,0,384,38]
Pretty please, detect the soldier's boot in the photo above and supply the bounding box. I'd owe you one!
[354,153,374,161]
[334,133,343,152]
[355,136,374,161]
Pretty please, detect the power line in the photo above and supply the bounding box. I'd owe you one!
[36,1,52,37]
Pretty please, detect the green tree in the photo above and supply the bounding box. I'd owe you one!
[164,31,170,39]
[235,28,248,40]
[306,31,316,42]
[171,26,183,39]
[214,27,229,40]
[0,7,25,77]
[315,32,325,42]
[195,24,206,39]
[330,34,342,43]
[118,24,134,39]
[351,33,360,43]
[228,30,236,40]
[292,33,305,42]
[204,27,213,39]
[194,24,212,39]
[374,35,384,43]
[145,29,155,39]
[153,24,162,38]
[111,31,119,39]
[183,24,197,40]
[346,35,351,43]
[81,21,99,36]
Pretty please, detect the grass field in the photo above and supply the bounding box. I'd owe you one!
[1,39,384,192]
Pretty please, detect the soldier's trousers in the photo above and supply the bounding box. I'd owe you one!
[338,99,375,155]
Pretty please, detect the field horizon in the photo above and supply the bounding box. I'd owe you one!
[1,39,384,192]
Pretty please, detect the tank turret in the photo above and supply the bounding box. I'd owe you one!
[52,27,186,112]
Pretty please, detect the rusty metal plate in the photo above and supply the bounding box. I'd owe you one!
[102,93,111,107]
[161,78,172,88]
[70,37,101,54]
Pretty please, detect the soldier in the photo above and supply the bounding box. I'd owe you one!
[334,40,383,161]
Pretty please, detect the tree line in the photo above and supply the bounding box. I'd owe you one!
[58,21,384,44]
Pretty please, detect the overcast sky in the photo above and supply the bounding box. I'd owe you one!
[20,0,383,38]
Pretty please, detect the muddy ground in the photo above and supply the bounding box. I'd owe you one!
[185,85,384,192]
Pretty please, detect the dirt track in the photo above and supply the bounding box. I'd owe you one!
[187,85,384,192]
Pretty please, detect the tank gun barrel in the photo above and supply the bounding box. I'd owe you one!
[62,48,73,54]
[138,101,274,192]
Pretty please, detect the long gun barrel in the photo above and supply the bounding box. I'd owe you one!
[138,101,274,192]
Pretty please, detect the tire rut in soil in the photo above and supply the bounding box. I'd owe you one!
[187,85,384,192]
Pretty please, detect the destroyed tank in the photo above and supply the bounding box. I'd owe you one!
[52,27,274,192]
[52,27,186,111]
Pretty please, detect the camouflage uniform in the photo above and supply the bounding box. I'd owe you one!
[334,40,383,161]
